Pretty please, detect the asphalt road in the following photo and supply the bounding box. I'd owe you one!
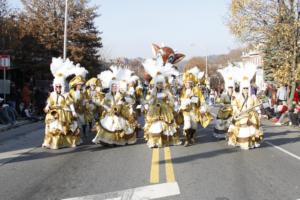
[0,108,299,200]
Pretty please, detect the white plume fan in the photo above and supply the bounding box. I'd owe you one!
[98,70,114,89]
[143,59,179,79]
[73,64,88,79]
[50,57,79,91]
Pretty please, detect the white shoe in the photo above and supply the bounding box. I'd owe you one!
[254,143,261,148]
[275,122,281,126]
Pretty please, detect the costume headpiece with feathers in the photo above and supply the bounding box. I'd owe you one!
[69,63,89,89]
[97,65,139,90]
[50,57,78,93]
[143,58,179,86]
[217,63,239,90]
[183,66,205,84]
[236,62,257,90]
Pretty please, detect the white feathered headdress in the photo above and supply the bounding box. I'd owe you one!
[68,61,89,89]
[236,62,257,89]
[50,57,78,92]
[218,63,239,90]
[186,66,205,81]
[97,65,138,90]
[97,70,114,89]
[143,59,179,85]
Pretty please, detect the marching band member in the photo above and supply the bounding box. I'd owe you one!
[227,64,263,150]
[68,67,89,139]
[143,58,182,148]
[92,66,137,146]
[85,77,105,128]
[180,67,212,146]
[43,58,81,149]
[214,65,238,139]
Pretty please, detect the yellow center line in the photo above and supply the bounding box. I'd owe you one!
[150,148,159,183]
[164,147,175,183]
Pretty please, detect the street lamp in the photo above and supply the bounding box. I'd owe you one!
[63,0,68,60]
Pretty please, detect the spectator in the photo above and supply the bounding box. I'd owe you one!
[260,101,275,119]
[7,82,17,111]
[288,101,300,126]
[274,101,289,125]
[0,98,17,125]
[22,83,31,108]
[21,104,39,122]
[276,85,287,104]
[293,87,300,104]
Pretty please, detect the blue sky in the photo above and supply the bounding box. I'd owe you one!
[9,0,239,59]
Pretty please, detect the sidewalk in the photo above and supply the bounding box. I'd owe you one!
[0,120,37,132]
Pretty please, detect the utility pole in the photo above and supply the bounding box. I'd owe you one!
[63,0,68,60]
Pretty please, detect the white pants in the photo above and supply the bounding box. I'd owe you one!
[183,112,198,130]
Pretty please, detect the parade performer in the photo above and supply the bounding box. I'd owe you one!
[213,65,238,139]
[92,66,137,146]
[180,67,212,146]
[227,64,264,150]
[85,77,105,128]
[68,66,89,139]
[43,58,81,149]
[143,44,185,148]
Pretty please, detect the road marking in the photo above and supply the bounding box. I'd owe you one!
[62,182,180,200]
[150,148,159,183]
[164,147,175,182]
[265,141,300,161]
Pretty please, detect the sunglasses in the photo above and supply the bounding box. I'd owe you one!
[55,86,62,88]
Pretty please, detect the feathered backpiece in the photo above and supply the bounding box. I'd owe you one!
[236,62,257,89]
[98,70,114,89]
[50,57,78,92]
[97,65,138,90]
[73,63,88,79]
[143,59,179,85]
[218,63,239,90]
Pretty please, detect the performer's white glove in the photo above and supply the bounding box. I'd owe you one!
[200,106,207,114]
[144,104,149,110]
[181,99,191,107]
[157,93,166,99]
[191,96,198,103]
[72,112,78,118]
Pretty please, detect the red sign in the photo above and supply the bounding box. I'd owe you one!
[0,55,10,70]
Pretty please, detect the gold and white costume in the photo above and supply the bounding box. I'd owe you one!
[180,67,213,146]
[68,66,89,138]
[143,59,181,148]
[144,87,181,148]
[42,57,81,149]
[85,78,105,125]
[214,65,238,139]
[227,64,263,150]
[92,66,137,145]
[43,92,81,149]
[214,93,234,139]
